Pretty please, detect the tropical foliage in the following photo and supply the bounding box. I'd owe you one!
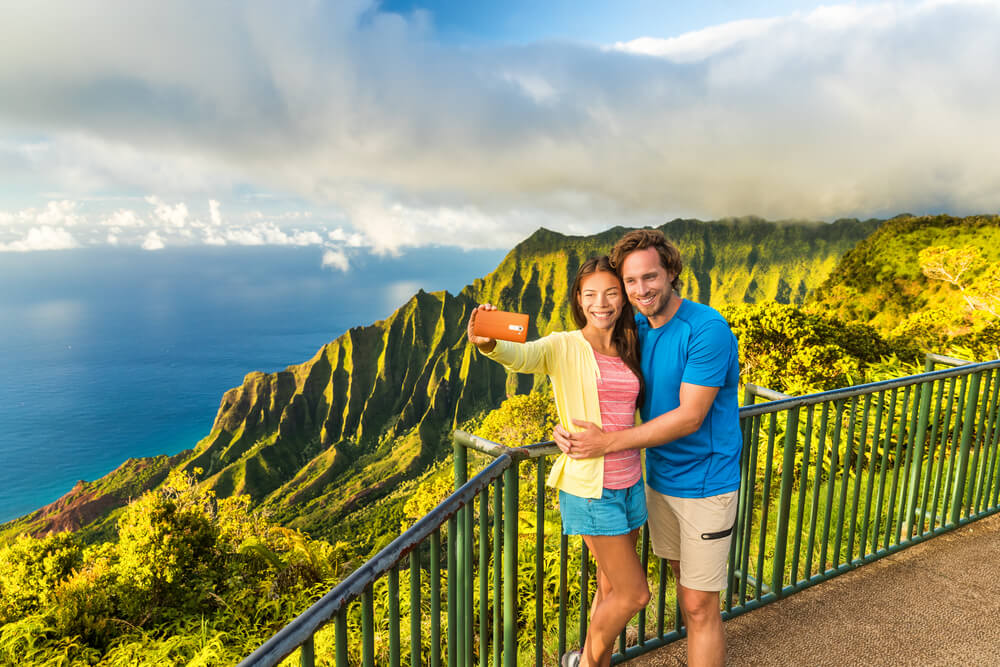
[0,470,351,665]
[724,302,903,395]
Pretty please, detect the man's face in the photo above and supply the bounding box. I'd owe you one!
[620,247,676,322]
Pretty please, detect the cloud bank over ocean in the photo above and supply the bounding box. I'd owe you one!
[1,0,998,256]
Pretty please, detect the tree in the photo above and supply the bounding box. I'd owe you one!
[0,532,81,624]
[919,245,1000,319]
[475,389,560,447]
[724,302,899,394]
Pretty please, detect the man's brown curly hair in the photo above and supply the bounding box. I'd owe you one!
[609,229,683,292]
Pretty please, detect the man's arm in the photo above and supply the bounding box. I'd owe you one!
[556,382,719,459]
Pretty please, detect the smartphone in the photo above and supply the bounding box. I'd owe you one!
[472,309,530,343]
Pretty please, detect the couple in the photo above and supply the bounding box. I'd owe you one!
[466,230,741,667]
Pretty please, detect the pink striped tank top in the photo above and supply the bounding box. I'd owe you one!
[593,349,642,489]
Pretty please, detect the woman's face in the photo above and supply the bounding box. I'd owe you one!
[577,270,625,332]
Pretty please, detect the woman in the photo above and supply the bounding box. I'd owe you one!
[466,256,650,667]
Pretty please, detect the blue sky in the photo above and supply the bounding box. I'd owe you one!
[378,0,869,44]
[1,1,998,265]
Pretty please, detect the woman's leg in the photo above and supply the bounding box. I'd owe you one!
[587,564,612,667]
[590,564,609,623]
[580,529,648,667]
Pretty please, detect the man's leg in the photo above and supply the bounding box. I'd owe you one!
[677,579,725,667]
[659,491,737,667]
[667,559,725,667]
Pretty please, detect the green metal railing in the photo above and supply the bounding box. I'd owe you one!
[240,355,1000,666]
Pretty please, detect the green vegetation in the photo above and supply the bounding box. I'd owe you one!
[724,302,904,394]
[0,469,350,665]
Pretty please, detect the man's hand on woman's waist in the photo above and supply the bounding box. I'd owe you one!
[554,420,614,459]
[556,382,721,459]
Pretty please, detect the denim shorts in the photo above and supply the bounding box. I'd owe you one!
[559,479,647,536]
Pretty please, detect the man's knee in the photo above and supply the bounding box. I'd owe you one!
[678,589,721,627]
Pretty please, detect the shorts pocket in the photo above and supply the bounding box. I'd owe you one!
[700,525,734,540]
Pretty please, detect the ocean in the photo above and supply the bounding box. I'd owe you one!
[0,245,504,524]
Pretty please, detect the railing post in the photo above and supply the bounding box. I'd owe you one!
[904,378,934,537]
[336,607,349,667]
[454,438,468,665]
[494,478,503,667]
[300,636,315,667]
[448,515,457,667]
[479,491,488,667]
[951,372,982,525]
[389,566,400,666]
[411,550,421,667]
[465,488,474,666]
[503,458,520,667]
[771,406,799,595]
[535,460,545,666]
[362,586,375,667]
[431,529,441,667]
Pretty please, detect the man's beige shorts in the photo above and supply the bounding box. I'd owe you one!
[645,485,738,592]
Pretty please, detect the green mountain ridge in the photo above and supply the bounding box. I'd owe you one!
[1,216,880,548]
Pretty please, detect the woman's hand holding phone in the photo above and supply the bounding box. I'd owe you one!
[467,304,498,353]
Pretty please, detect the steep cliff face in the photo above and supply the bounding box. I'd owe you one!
[3,217,879,543]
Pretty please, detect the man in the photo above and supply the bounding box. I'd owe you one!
[555,229,741,667]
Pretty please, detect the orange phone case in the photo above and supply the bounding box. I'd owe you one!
[472,309,529,343]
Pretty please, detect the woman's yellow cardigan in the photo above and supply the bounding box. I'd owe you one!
[484,329,609,499]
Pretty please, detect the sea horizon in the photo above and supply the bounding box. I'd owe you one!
[0,244,504,524]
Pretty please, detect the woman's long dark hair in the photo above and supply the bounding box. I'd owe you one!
[570,256,644,404]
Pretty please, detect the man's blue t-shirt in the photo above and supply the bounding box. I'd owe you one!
[638,300,741,498]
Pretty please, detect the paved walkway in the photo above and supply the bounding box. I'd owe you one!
[629,511,1000,667]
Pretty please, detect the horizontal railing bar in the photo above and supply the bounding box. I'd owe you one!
[453,431,510,458]
[745,384,794,401]
[732,569,772,595]
[926,353,974,367]
[453,429,560,460]
[720,592,780,621]
[614,630,686,664]
[519,441,561,458]
[459,365,1000,455]
[237,452,513,667]
[739,359,1000,418]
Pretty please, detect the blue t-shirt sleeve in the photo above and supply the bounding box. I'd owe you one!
[681,319,733,387]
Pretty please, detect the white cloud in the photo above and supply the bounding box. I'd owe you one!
[35,200,80,227]
[141,230,165,250]
[223,222,325,246]
[209,199,222,226]
[146,196,190,228]
[321,248,350,271]
[0,226,78,252]
[102,209,144,228]
[612,16,782,62]
[1,1,1000,250]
